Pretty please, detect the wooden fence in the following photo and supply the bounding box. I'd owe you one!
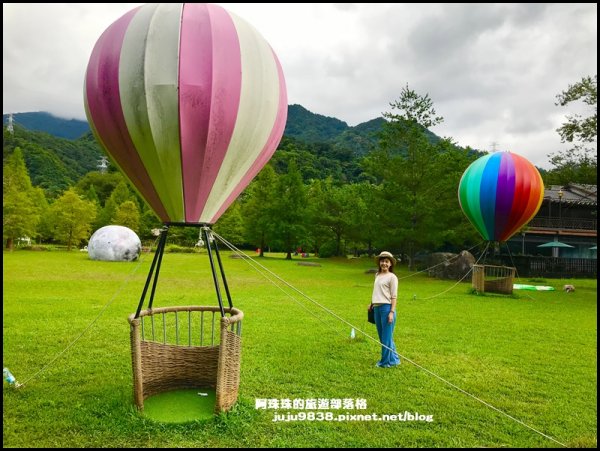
[497,256,597,279]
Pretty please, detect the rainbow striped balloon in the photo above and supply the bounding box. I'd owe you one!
[458,152,544,242]
[84,3,287,224]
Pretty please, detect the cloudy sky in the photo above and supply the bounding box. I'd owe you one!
[3,3,597,169]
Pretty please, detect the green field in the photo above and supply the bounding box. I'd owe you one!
[2,250,597,447]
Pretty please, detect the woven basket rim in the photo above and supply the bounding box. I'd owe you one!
[128,306,243,324]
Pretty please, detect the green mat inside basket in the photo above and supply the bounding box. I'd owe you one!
[142,388,216,423]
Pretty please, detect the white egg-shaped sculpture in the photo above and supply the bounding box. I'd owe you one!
[88,225,141,262]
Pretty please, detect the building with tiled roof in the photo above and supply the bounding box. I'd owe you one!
[507,183,597,259]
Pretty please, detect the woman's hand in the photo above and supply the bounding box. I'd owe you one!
[388,311,394,324]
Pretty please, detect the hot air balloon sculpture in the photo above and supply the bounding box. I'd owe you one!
[458,151,544,294]
[84,3,287,415]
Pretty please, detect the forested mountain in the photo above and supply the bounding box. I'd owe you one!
[5,105,389,152]
[3,126,103,197]
[284,104,350,143]
[3,106,401,192]
[2,99,483,257]
[332,118,386,157]
[4,81,593,257]
[3,112,90,140]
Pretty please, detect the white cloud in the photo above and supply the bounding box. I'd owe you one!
[3,3,597,169]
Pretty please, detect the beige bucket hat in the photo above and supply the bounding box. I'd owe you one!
[374,251,396,266]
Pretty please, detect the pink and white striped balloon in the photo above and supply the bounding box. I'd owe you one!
[84,3,287,224]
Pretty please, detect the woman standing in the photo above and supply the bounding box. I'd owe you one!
[370,251,401,368]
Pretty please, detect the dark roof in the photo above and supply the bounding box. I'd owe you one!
[544,184,597,206]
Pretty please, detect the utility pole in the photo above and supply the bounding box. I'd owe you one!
[97,156,109,173]
[7,113,14,134]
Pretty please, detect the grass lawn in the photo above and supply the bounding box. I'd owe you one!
[2,249,597,448]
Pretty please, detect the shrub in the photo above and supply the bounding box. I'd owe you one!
[318,240,338,258]
[165,244,198,253]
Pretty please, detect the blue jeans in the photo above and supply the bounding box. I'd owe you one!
[374,304,400,367]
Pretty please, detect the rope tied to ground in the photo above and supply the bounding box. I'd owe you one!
[210,231,567,447]
[9,237,158,389]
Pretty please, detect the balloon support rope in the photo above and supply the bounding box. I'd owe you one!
[503,242,537,301]
[395,241,487,282]
[13,235,158,389]
[419,242,490,300]
[210,231,566,448]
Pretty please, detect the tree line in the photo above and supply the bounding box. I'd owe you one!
[4,79,596,264]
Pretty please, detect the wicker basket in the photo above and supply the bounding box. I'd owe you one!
[472,264,516,294]
[128,305,243,414]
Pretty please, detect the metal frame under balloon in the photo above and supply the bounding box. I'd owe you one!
[134,223,232,319]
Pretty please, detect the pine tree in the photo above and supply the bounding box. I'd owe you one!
[49,188,97,250]
[364,86,477,267]
[242,165,278,257]
[271,160,307,259]
[113,200,141,233]
[213,200,245,246]
[3,148,41,249]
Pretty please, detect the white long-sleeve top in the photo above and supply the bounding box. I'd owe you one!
[371,272,398,305]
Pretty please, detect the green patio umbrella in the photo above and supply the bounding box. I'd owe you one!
[537,241,574,248]
[537,240,574,258]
